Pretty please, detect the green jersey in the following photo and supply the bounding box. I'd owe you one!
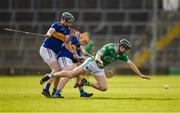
[85,41,95,55]
[96,43,129,67]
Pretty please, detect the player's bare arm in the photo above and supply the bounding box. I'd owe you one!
[95,52,103,63]
[95,52,104,68]
[127,60,150,80]
[64,35,79,60]
[45,28,55,37]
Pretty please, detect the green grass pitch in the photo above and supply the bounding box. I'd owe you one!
[0,75,180,112]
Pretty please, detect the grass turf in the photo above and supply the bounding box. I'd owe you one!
[0,75,180,112]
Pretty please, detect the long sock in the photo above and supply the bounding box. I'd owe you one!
[54,89,61,95]
[84,81,90,86]
[44,83,51,91]
[52,88,57,95]
[79,89,85,95]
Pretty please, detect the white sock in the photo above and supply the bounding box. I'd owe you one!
[48,71,54,78]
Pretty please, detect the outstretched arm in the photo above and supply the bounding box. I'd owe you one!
[127,60,150,80]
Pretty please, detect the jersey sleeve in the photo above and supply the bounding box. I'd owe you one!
[51,22,59,31]
[77,49,81,56]
[65,29,70,36]
[71,36,79,44]
[119,54,130,63]
[74,38,81,56]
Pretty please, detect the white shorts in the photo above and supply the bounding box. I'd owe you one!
[80,58,105,76]
[39,45,57,65]
[58,57,74,69]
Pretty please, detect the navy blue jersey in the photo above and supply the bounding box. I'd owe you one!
[58,36,81,60]
[43,22,70,54]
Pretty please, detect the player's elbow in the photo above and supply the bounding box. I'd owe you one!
[64,37,71,43]
[64,41,70,46]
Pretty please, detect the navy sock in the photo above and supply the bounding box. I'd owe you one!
[54,89,61,95]
[52,88,57,95]
[80,89,85,95]
[44,83,51,91]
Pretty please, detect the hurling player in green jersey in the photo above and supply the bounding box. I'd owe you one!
[41,39,150,92]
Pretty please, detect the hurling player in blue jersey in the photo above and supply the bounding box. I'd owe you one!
[51,33,93,98]
[39,12,79,97]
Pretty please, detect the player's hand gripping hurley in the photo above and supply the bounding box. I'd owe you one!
[80,46,104,68]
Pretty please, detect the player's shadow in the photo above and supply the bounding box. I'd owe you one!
[89,97,178,100]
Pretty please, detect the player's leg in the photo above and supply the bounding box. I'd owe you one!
[78,74,107,91]
[72,62,93,97]
[91,75,107,91]
[53,74,93,98]
[41,62,61,97]
[40,58,92,84]
[79,85,93,97]
[52,58,95,78]
[73,76,93,97]
[52,57,74,98]
[53,65,85,78]
[74,75,81,88]
[77,59,108,91]
[52,76,69,98]
[52,57,93,98]
[39,46,61,97]
[48,62,61,96]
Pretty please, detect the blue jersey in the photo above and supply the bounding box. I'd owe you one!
[43,22,70,54]
[58,36,81,60]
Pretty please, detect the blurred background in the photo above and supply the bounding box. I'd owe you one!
[0,0,179,75]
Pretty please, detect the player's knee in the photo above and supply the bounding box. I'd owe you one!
[99,86,108,91]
